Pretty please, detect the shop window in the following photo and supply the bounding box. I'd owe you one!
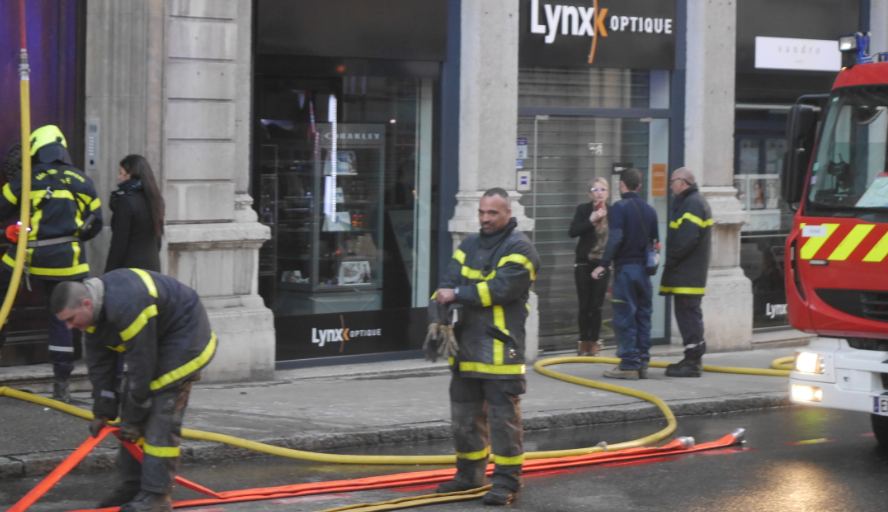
[254,73,437,360]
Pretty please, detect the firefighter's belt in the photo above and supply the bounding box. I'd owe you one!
[27,235,80,248]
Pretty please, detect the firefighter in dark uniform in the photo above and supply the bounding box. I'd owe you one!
[433,188,540,506]
[659,167,712,377]
[51,269,217,512]
[0,126,103,401]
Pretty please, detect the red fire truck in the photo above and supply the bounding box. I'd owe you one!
[784,33,888,443]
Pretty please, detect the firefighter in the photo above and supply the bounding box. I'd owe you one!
[433,188,540,506]
[659,167,712,377]
[0,126,103,401]
[51,269,216,512]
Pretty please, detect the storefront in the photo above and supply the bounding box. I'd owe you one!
[516,0,680,350]
[252,0,448,365]
[734,0,864,330]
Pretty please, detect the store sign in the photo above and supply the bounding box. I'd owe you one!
[754,37,840,72]
[275,308,427,361]
[520,0,676,70]
[765,303,788,319]
[312,326,383,347]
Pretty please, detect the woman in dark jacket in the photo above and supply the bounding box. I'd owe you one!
[105,154,164,273]
[568,177,610,356]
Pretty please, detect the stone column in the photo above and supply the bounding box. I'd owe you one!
[448,0,539,362]
[681,0,752,352]
[872,0,888,54]
[85,0,275,382]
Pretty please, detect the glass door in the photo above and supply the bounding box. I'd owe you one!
[519,115,670,351]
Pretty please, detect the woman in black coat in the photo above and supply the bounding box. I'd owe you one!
[568,177,610,356]
[105,154,164,273]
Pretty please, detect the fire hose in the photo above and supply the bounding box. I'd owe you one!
[3,355,792,511]
[0,0,35,335]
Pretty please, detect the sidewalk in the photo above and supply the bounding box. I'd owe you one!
[0,345,801,479]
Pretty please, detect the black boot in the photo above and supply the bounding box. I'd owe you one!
[483,485,519,505]
[665,358,702,378]
[436,457,488,493]
[52,377,70,403]
[97,481,142,508]
[119,491,172,512]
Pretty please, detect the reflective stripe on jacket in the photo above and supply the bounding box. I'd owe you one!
[85,269,216,408]
[659,184,712,295]
[440,218,541,379]
[0,162,103,280]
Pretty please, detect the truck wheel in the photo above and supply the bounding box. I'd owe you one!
[871,414,888,446]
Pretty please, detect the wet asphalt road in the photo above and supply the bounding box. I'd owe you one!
[3,406,888,512]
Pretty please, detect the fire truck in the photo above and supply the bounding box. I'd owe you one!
[784,33,888,444]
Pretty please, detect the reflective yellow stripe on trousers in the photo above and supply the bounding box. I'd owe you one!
[456,447,489,460]
[143,443,180,458]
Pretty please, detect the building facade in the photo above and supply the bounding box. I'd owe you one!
[0,0,886,379]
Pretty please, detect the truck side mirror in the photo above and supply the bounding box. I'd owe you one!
[782,104,819,206]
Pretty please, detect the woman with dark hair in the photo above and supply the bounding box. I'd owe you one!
[105,154,164,273]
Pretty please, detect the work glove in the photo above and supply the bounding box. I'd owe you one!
[437,324,459,360]
[89,417,108,438]
[423,301,445,362]
[118,422,142,444]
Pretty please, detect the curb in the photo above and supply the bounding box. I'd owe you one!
[0,391,791,479]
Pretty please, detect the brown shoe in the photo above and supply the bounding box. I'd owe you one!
[603,366,639,380]
[578,341,600,357]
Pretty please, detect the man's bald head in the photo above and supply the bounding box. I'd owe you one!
[670,167,696,195]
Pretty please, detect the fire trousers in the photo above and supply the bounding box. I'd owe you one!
[0,269,76,379]
[117,379,194,494]
[449,373,526,492]
[673,294,706,360]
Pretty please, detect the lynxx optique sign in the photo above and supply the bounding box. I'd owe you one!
[520,0,676,70]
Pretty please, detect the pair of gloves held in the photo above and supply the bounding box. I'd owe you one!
[89,392,152,443]
[423,301,460,362]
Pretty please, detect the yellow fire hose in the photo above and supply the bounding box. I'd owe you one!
[0,3,34,337]
[0,356,792,466]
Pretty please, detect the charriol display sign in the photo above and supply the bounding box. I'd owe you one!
[519,0,676,70]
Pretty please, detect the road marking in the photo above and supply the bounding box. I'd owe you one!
[271,494,352,504]
[786,438,835,445]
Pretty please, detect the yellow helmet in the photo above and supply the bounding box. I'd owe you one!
[29,125,67,156]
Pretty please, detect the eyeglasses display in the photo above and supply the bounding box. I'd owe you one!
[590,187,608,192]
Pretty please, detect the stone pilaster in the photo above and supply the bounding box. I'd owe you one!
[681,0,752,352]
[85,0,275,382]
[448,0,539,362]
[872,0,888,54]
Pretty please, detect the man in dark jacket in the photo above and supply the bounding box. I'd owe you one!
[0,126,103,402]
[659,167,712,377]
[51,269,217,512]
[433,188,540,506]
[592,169,659,380]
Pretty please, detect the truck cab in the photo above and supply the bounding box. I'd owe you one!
[783,34,888,443]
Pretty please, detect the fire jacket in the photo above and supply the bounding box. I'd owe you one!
[659,184,712,295]
[0,162,103,280]
[85,269,216,421]
[440,218,541,379]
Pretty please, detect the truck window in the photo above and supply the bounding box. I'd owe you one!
[808,87,888,213]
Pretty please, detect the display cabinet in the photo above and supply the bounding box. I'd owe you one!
[258,122,385,315]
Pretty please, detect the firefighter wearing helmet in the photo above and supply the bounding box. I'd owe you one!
[0,125,103,401]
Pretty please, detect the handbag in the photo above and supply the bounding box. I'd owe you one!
[629,199,660,276]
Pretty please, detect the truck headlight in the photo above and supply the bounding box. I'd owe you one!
[794,352,824,374]
[791,384,823,402]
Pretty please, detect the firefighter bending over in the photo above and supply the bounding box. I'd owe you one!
[432,188,540,506]
[0,126,103,401]
[51,269,217,512]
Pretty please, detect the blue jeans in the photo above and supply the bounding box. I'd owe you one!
[611,264,652,371]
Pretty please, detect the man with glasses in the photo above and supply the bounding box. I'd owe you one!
[659,167,712,378]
